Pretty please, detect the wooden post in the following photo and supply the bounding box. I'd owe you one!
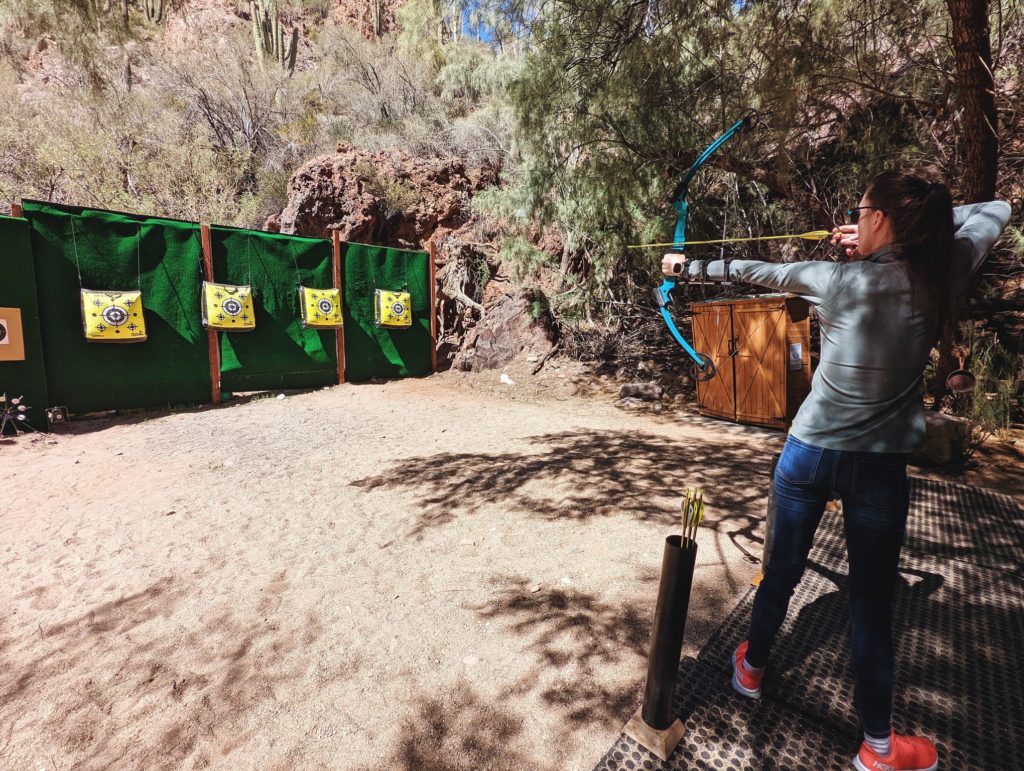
[332,230,346,385]
[428,236,437,373]
[11,202,23,218]
[200,224,221,405]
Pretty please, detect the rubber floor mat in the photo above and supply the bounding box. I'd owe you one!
[592,478,1024,771]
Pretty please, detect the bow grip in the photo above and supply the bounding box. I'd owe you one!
[654,277,675,308]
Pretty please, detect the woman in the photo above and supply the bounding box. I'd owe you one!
[661,170,1011,771]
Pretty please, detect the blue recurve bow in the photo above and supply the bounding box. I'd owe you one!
[654,115,751,382]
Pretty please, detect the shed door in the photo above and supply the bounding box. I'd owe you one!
[733,301,787,428]
[692,303,735,421]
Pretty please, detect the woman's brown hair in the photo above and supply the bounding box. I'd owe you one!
[864,170,955,338]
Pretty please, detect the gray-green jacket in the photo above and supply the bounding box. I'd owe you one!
[685,201,1012,453]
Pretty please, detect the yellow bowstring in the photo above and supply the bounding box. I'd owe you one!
[625,229,833,250]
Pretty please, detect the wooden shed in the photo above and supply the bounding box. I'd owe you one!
[690,294,812,430]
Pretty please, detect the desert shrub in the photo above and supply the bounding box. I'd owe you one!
[951,336,1024,458]
[0,6,514,227]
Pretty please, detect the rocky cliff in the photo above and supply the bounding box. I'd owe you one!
[268,143,558,370]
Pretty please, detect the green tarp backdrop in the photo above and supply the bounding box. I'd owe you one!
[15,201,433,417]
[0,215,50,432]
[210,226,338,392]
[23,200,212,414]
[342,241,432,380]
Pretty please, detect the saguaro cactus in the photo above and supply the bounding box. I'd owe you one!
[143,0,165,23]
[371,0,384,37]
[250,0,298,76]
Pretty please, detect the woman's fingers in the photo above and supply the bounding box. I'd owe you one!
[831,225,854,246]
[831,225,859,258]
[831,225,858,254]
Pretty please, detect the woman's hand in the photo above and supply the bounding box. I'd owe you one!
[831,225,859,258]
[661,253,686,276]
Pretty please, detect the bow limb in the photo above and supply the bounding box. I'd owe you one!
[659,301,704,363]
[654,277,703,365]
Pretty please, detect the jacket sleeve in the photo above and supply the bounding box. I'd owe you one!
[685,258,841,306]
[951,201,1013,289]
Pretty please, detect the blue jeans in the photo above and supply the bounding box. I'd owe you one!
[745,435,910,738]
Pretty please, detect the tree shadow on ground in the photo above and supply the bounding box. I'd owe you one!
[906,478,1024,576]
[371,564,752,770]
[474,575,651,728]
[0,572,333,768]
[351,428,775,541]
[355,683,560,771]
[353,430,780,769]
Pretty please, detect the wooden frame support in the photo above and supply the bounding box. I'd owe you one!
[11,202,23,218]
[332,230,346,385]
[200,224,221,405]
[427,236,437,373]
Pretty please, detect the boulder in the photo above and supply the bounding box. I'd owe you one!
[268,144,498,247]
[451,289,557,372]
[618,383,664,401]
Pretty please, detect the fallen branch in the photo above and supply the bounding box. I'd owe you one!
[451,288,485,315]
[532,344,559,375]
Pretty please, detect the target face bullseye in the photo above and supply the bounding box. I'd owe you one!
[318,298,334,314]
[222,298,243,316]
[101,305,129,326]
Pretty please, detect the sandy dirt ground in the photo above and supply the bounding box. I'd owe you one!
[1,360,1016,770]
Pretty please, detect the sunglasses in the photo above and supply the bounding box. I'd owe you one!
[846,205,884,224]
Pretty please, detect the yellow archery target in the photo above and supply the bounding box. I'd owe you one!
[374,289,412,329]
[80,290,147,342]
[202,281,255,331]
[299,286,343,329]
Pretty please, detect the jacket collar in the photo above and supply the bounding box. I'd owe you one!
[865,243,904,264]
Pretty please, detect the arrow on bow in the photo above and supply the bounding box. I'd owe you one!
[626,230,833,250]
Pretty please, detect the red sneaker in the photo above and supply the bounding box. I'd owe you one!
[853,732,938,771]
[731,640,763,699]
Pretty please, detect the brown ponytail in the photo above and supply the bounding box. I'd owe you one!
[864,170,956,339]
